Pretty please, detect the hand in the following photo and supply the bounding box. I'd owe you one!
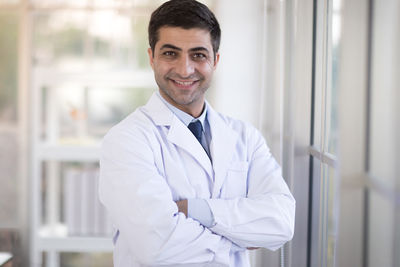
[175,199,188,216]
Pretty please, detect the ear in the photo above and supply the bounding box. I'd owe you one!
[148,48,154,69]
[213,52,220,70]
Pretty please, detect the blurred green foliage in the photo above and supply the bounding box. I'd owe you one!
[132,16,151,69]
[59,252,113,267]
[0,12,18,121]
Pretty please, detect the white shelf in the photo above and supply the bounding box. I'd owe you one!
[38,236,113,252]
[0,252,12,265]
[37,144,101,161]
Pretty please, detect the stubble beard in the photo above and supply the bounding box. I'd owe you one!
[160,85,208,107]
[158,74,211,108]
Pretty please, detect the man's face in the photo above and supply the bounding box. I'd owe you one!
[148,27,219,117]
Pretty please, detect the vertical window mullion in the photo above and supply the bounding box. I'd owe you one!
[307,0,318,264]
[363,0,374,266]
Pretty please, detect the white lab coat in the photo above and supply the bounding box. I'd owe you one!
[99,93,295,267]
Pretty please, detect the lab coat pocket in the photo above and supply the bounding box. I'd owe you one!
[222,161,249,199]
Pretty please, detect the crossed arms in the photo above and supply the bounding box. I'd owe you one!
[99,126,295,266]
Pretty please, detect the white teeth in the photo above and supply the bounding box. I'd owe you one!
[174,80,195,86]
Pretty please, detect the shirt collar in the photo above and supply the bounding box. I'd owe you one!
[156,91,208,128]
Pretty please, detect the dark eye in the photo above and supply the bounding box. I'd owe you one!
[192,53,207,60]
[163,51,176,57]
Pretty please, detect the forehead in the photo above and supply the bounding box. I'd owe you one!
[156,27,213,50]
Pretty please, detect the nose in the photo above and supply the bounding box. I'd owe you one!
[175,54,195,78]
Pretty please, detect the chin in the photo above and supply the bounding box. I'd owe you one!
[174,97,196,106]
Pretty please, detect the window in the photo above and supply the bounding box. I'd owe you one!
[29,2,161,266]
[0,8,25,267]
[308,0,341,266]
[27,1,215,266]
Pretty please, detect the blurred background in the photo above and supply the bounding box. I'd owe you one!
[0,0,398,266]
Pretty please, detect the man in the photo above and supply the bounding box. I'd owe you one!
[99,0,295,266]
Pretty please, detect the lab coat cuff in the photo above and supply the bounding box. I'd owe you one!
[205,199,246,253]
[187,198,215,228]
[204,199,231,233]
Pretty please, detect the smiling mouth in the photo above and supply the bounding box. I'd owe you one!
[170,79,199,88]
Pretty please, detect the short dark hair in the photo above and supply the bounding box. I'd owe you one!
[148,0,221,57]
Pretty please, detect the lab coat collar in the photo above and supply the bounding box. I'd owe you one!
[143,93,174,126]
[143,93,239,195]
[143,93,213,178]
[156,91,208,128]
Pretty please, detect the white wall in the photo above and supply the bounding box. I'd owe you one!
[212,1,314,267]
[211,0,265,127]
[337,0,368,266]
[368,0,400,265]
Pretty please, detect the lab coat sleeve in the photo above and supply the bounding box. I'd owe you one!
[206,127,296,251]
[99,125,232,266]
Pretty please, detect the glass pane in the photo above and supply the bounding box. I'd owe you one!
[93,0,166,8]
[91,0,214,9]
[87,86,153,138]
[324,165,339,267]
[0,133,19,226]
[326,0,341,155]
[311,0,325,149]
[33,10,153,72]
[310,157,322,267]
[312,159,339,267]
[313,0,340,154]
[132,15,152,70]
[30,0,215,9]
[0,11,18,123]
[40,85,153,144]
[41,161,112,237]
[31,0,90,8]
[0,12,23,264]
[86,10,148,71]
[30,0,165,8]
[33,11,87,71]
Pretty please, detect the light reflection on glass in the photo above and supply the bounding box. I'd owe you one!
[327,0,341,155]
[326,165,339,267]
[40,85,153,144]
[33,11,152,72]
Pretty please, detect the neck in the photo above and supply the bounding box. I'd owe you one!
[176,102,204,118]
[159,90,205,118]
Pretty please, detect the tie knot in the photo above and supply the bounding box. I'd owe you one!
[188,120,203,143]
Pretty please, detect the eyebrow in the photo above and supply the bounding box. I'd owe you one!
[160,44,182,51]
[160,44,210,54]
[190,47,210,54]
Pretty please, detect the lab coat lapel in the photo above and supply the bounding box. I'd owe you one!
[207,106,238,198]
[167,117,213,177]
[143,93,213,178]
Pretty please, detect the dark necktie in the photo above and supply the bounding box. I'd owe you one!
[188,120,203,144]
